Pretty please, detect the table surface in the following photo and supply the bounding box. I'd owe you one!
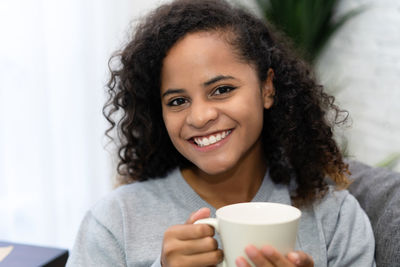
[0,241,68,267]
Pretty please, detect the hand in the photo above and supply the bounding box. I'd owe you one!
[236,245,314,267]
[161,207,223,267]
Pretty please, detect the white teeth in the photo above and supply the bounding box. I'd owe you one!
[202,137,210,146]
[193,130,231,147]
[209,135,216,143]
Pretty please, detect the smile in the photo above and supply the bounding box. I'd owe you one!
[192,130,232,147]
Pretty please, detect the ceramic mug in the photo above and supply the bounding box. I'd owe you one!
[195,202,301,267]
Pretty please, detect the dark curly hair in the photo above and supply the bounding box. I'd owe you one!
[104,0,350,205]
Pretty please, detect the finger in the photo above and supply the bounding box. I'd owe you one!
[260,245,293,266]
[186,207,211,224]
[181,236,219,255]
[181,249,224,267]
[166,224,214,240]
[287,251,314,267]
[235,256,252,267]
[245,245,274,267]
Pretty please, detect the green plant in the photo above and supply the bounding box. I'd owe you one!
[255,0,363,63]
[376,153,400,170]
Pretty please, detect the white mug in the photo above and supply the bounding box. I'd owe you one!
[195,202,301,267]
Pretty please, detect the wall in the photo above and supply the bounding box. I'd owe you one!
[0,0,168,249]
[316,0,400,171]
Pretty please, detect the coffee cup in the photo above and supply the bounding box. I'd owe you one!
[195,202,301,267]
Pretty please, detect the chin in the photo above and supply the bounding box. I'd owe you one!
[195,161,235,176]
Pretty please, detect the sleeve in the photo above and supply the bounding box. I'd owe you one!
[326,193,376,267]
[66,210,164,267]
[150,255,163,267]
[66,211,127,267]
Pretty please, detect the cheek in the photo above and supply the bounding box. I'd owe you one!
[162,111,173,135]
[162,111,182,140]
[232,93,265,122]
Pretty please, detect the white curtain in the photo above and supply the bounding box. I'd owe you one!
[0,0,163,249]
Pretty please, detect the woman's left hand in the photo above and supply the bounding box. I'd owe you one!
[236,245,314,267]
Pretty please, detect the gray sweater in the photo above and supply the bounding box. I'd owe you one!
[67,168,376,266]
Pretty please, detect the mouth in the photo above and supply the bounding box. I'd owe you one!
[189,129,232,147]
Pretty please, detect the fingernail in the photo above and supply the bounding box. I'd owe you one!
[289,252,300,265]
[245,245,258,258]
[235,257,246,267]
[261,245,274,257]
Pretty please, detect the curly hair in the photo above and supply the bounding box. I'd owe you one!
[104,0,350,205]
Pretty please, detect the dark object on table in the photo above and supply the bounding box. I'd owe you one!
[0,241,68,267]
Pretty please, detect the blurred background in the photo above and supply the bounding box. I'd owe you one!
[0,0,399,250]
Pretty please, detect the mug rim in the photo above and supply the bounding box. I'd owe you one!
[215,202,301,225]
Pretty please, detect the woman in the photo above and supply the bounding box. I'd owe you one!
[67,0,375,266]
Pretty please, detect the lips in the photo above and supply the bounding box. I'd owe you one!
[190,130,232,147]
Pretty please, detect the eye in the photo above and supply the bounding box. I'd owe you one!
[167,97,188,106]
[213,85,236,96]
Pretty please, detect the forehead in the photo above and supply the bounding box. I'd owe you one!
[160,31,256,89]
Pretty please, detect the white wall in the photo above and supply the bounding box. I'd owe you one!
[316,0,400,171]
[0,0,167,250]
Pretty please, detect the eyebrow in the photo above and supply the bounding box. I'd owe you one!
[161,89,185,98]
[161,75,236,98]
[203,75,235,87]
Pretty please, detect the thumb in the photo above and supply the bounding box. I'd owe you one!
[185,207,211,224]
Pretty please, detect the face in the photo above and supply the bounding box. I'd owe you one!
[160,31,274,175]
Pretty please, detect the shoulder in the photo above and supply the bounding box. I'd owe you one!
[89,171,179,231]
[298,187,357,243]
[69,170,186,266]
[312,187,361,229]
[295,187,375,266]
[313,186,353,214]
[312,186,373,245]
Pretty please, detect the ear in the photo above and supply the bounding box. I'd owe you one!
[262,68,275,109]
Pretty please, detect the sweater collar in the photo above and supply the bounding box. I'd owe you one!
[169,168,292,215]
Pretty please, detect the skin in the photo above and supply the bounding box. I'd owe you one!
[160,31,314,267]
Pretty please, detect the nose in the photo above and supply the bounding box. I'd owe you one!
[186,99,218,129]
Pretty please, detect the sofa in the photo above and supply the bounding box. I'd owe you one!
[347,160,400,267]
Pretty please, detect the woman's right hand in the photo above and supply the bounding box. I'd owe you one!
[161,207,223,267]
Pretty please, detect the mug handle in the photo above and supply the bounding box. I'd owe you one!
[194,218,226,267]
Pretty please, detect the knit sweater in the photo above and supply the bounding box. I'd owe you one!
[66,168,376,266]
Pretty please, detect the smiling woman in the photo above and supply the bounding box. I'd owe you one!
[66,0,376,266]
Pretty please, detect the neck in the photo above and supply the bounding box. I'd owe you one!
[181,141,267,209]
